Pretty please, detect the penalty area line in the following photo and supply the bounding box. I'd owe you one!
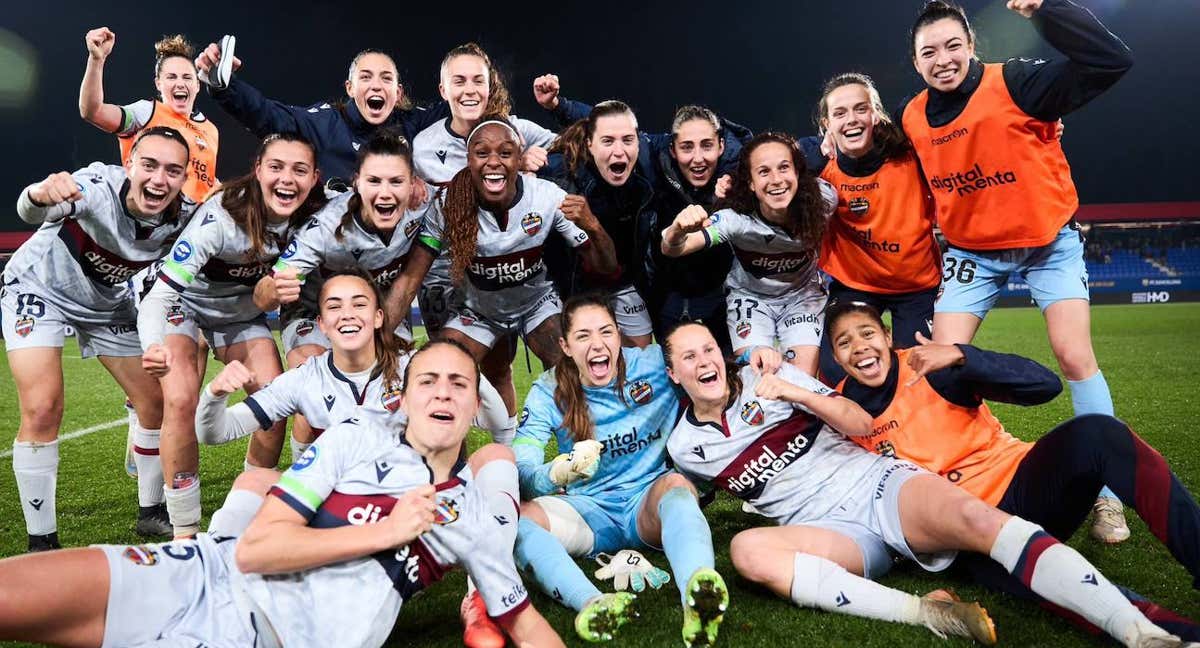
[0,417,126,458]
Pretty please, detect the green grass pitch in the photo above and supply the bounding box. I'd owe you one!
[1,303,1197,647]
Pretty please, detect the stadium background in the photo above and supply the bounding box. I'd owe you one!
[0,2,1199,647]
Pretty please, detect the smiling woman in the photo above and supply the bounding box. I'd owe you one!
[78,28,219,204]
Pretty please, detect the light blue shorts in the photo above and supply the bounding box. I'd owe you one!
[935,224,1089,319]
[558,485,657,557]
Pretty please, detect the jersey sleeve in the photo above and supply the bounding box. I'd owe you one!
[701,209,739,248]
[513,117,556,149]
[242,363,308,430]
[115,100,155,137]
[816,178,838,221]
[549,185,590,250]
[20,163,114,225]
[416,198,447,255]
[158,203,224,291]
[273,217,326,281]
[513,378,564,499]
[775,363,837,415]
[270,420,368,521]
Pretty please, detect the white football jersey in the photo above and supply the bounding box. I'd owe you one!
[668,364,884,523]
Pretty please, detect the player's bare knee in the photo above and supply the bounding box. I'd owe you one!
[21,400,63,437]
[231,469,279,496]
[657,472,696,497]
[519,500,550,530]
[730,530,767,582]
[957,497,1004,548]
[1051,344,1098,381]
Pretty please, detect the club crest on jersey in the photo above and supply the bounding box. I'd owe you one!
[404,218,422,239]
[521,213,543,236]
[736,321,752,339]
[740,400,765,426]
[14,316,34,338]
[165,305,185,326]
[293,445,319,471]
[122,545,158,566]
[459,314,476,327]
[381,383,403,413]
[628,380,653,406]
[296,320,315,337]
[848,197,870,217]
[434,495,460,525]
[172,240,193,262]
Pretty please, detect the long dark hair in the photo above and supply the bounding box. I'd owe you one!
[219,132,327,260]
[548,100,638,176]
[815,72,912,163]
[441,114,521,284]
[555,294,628,442]
[319,270,411,388]
[909,1,977,61]
[440,43,512,118]
[336,129,413,241]
[719,132,828,250]
[130,126,190,222]
[662,321,743,410]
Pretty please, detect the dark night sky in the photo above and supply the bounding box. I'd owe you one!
[2,0,1197,232]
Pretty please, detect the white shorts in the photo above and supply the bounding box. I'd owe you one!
[609,285,654,338]
[445,290,562,350]
[163,305,274,350]
[783,459,956,579]
[281,316,331,355]
[726,283,826,351]
[418,280,457,332]
[1,285,141,357]
[99,491,271,648]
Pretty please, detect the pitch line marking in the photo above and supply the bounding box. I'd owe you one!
[0,417,126,458]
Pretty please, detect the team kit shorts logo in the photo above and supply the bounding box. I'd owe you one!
[14,316,34,338]
[434,496,460,525]
[520,212,543,236]
[165,305,186,326]
[736,321,752,339]
[628,380,653,405]
[740,400,765,426]
[848,197,870,217]
[122,545,159,566]
[172,240,193,262]
[381,383,403,413]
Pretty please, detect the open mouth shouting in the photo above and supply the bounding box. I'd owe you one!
[841,125,866,147]
[428,408,457,424]
[372,200,400,226]
[686,163,712,184]
[852,354,884,382]
[269,186,300,214]
[141,185,169,210]
[586,351,612,382]
[607,160,630,182]
[932,66,959,86]
[481,171,507,194]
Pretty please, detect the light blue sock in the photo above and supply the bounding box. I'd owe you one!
[514,518,600,611]
[657,487,715,603]
[1067,370,1114,417]
[1067,372,1120,503]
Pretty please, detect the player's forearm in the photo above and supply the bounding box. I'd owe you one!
[195,392,258,445]
[514,441,558,498]
[796,390,871,437]
[136,280,177,351]
[236,518,399,575]
[253,275,281,312]
[16,186,71,225]
[78,57,122,131]
[578,227,619,276]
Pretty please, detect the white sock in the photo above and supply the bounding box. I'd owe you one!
[13,440,59,535]
[208,488,266,537]
[164,474,202,537]
[790,553,921,624]
[132,424,164,507]
[291,437,312,464]
[988,516,1163,647]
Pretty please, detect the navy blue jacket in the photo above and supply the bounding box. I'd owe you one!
[210,77,450,182]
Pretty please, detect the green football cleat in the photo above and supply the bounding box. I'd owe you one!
[575,591,638,642]
[682,568,728,647]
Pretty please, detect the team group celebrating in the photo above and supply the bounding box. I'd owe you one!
[2,0,1198,646]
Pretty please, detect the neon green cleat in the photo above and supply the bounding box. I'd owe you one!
[575,592,638,642]
[682,568,728,647]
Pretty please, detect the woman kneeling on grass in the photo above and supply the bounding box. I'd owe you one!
[663,321,1194,648]
[0,340,564,648]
